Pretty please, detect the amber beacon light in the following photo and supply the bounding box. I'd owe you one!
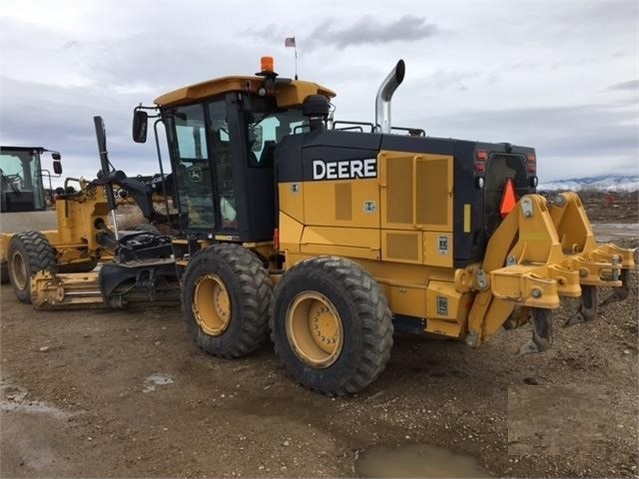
[261,56,274,73]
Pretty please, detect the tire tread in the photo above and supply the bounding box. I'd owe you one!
[271,256,394,396]
[182,243,272,358]
[7,230,57,303]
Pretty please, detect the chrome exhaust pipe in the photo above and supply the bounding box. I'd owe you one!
[375,59,405,134]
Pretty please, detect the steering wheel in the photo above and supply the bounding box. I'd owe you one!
[1,172,22,194]
[6,174,22,184]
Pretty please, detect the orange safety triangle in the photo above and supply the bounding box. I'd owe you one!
[499,178,518,218]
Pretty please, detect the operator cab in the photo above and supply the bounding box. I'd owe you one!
[162,95,306,241]
[0,146,62,213]
[134,58,334,242]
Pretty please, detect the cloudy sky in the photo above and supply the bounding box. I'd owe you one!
[1,1,637,184]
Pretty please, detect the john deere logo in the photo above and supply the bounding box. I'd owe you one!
[312,158,377,181]
[189,168,202,182]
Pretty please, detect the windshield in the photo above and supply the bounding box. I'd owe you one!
[172,104,216,229]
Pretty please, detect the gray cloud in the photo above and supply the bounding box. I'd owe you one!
[245,23,282,43]
[0,75,160,180]
[245,14,439,52]
[608,80,639,91]
[408,103,638,180]
[548,1,638,35]
[1,2,637,186]
[302,15,438,51]
[62,40,79,50]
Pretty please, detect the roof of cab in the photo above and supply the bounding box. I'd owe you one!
[154,75,336,109]
[0,146,46,152]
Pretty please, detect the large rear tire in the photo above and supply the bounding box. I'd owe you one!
[271,256,394,396]
[181,243,273,358]
[7,231,57,304]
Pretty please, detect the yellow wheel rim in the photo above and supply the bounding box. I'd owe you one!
[286,291,343,368]
[11,251,27,290]
[193,274,232,336]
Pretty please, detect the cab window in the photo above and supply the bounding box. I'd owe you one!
[208,101,237,229]
[247,103,306,167]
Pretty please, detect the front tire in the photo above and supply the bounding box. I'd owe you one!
[181,243,272,358]
[271,256,394,396]
[7,231,57,303]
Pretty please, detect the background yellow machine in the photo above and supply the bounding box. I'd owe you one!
[1,146,62,292]
[1,139,178,306]
[34,57,636,395]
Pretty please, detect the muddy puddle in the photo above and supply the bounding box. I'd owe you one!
[0,379,76,420]
[142,373,175,393]
[354,443,491,478]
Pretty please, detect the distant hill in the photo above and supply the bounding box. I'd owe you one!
[539,175,639,192]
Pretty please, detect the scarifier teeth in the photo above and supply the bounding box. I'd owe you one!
[564,285,598,327]
[517,308,553,356]
[600,290,628,307]
[600,269,630,307]
[564,311,588,327]
[517,339,543,356]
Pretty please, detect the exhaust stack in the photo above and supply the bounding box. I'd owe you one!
[375,59,405,134]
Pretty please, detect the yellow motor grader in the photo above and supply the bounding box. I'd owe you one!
[33,57,634,395]
[1,146,61,284]
[1,133,179,306]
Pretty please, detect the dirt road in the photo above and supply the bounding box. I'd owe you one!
[1,263,637,478]
[1,189,638,478]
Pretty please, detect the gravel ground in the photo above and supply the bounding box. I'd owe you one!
[0,200,637,478]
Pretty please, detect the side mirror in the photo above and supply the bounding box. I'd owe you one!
[51,152,61,160]
[53,159,62,175]
[132,110,148,143]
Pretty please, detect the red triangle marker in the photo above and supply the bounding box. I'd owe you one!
[500,178,518,218]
